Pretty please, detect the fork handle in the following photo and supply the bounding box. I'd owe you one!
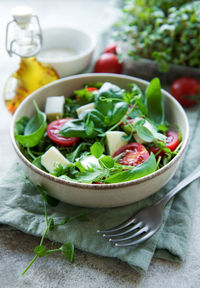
[155,165,200,209]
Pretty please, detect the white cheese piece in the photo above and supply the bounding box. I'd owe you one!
[133,117,156,144]
[80,154,102,169]
[45,96,65,121]
[106,131,128,156]
[76,103,95,117]
[41,146,70,172]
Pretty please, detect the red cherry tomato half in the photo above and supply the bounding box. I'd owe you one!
[113,143,150,167]
[104,43,117,54]
[170,77,200,108]
[149,131,179,156]
[47,118,79,146]
[94,53,123,74]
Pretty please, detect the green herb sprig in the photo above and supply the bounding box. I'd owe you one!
[21,179,88,276]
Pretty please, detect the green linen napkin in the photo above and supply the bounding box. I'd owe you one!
[0,107,199,273]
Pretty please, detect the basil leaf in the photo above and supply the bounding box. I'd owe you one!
[110,101,129,126]
[90,142,104,158]
[59,119,89,138]
[14,116,30,135]
[97,82,124,100]
[85,118,94,136]
[105,153,157,183]
[145,78,164,125]
[15,101,47,148]
[60,242,74,263]
[99,156,114,168]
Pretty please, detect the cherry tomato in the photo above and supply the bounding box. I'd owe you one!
[149,131,179,156]
[113,143,150,167]
[104,43,117,54]
[86,87,98,92]
[170,77,200,108]
[94,53,123,74]
[47,118,79,146]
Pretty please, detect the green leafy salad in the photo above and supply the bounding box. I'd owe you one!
[14,78,181,184]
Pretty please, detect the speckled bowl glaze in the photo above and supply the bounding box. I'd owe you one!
[10,74,189,208]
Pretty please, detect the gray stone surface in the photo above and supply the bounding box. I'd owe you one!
[0,1,200,287]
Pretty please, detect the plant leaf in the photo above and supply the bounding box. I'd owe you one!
[90,142,104,158]
[105,153,157,183]
[15,101,47,147]
[60,242,74,263]
[145,78,164,125]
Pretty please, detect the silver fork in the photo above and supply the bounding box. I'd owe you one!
[97,166,200,247]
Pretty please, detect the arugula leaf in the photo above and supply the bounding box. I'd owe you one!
[90,142,104,158]
[66,142,91,162]
[15,101,47,147]
[105,153,157,183]
[145,78,164,125]
[75,168,109,183]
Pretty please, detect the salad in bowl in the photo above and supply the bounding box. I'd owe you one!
[11,74,188,207]
[14,78,181,184]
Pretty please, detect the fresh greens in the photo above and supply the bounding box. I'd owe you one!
[15,101,47,147]
[114,0,200,71]
[145,78,164,124]
[22,180,88,276]
[105,153,157,183]
[15,78,181,184]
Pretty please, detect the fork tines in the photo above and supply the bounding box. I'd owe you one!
[97,218,150,247]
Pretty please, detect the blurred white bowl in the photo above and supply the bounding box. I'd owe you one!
[37,27,95,77]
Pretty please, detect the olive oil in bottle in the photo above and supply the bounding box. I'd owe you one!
[4,6,59,114]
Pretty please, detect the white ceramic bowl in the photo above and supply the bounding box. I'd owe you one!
[37,27,95,77]
[11,74,189,208]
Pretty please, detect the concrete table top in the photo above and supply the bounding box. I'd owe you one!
[0,1,200,287]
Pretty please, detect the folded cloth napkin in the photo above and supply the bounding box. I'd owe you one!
[0,107,200,273]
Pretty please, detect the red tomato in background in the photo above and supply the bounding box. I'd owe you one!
[86,87,98,92]
[113,143,150,167]
[170,77,200,108]
[149,131,179,156]
[94,53,123,74]
[47,118,79,146]
[104,43,117,54]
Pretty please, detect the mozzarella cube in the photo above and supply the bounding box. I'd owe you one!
[45,96,65,121]
[106,131,128,156]
[76,103,95,117]
[41,146,70,172]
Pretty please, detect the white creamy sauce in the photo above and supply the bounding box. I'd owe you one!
[38,47,77,61]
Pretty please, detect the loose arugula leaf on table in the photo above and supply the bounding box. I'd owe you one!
[105,153,157,183]
[15,101,47,148]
